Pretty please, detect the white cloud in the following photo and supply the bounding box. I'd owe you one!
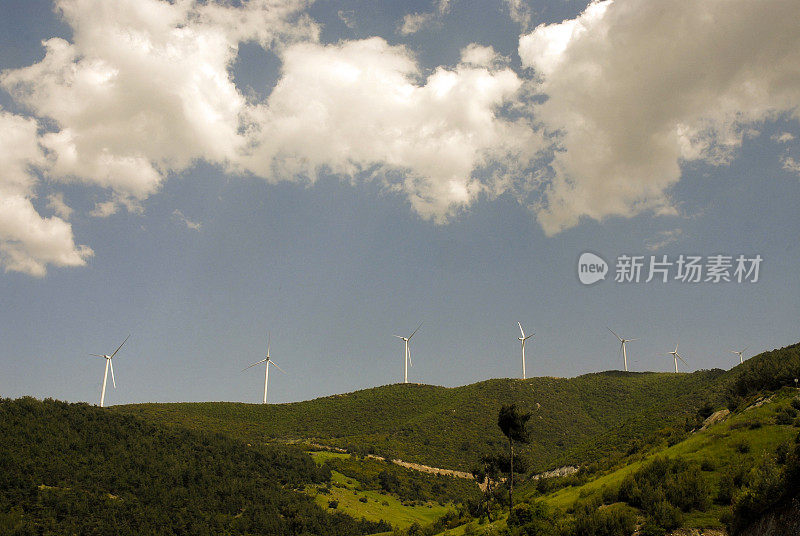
[89,200,119,218]
[645,229,683,252]
[1,0,314,205]
[783,156,800,176]
[519,0,800,235]
[173,209,202,231]
[772,132,795,143]
[502,0,532,30]
[0,110,92,276]
[241,37,541,221]
[398,0,452,35]
[46,192,73,219]
[399,12,438,35]
[460,44,508,68]
[337,9,356,29]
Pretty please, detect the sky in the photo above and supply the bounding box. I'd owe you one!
[1,0,799,406]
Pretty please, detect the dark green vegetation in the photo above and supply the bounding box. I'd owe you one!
[115,368,728,473]
[0,398,390,535]
[315,452,479,505]
[4,342,799,535]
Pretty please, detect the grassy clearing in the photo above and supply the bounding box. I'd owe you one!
[306,469,453,529]
[537,389,799,528]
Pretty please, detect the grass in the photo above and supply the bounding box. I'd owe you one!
[535,388,800,528]
[307,469,452,529]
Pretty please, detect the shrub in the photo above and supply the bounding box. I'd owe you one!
[700,459,715,471]
[601,485,618,505]
[574,504,636,536]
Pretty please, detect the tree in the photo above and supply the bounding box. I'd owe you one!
[471,454,504,521]
[497,403,531,509]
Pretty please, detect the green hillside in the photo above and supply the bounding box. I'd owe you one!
[115,369,726,472]
[3,343,799,535]
[0,397,391,535]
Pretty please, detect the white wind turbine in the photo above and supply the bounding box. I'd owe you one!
[731,347,749,365]
[243,333,285,404]
[667,343,689,373]
[517,322,534,380]
[608,327,638,372]
[395,322,422,384]
[90,335,129,407]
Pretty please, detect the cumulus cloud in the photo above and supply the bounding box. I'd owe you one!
[519,0,800,235]
[46,192,73,219]
[0,0,313,275]
[173,209,202,231]
[398,0,452,35]
[241,37,540,221]
[1,0,314,204]
[772,132,795,143]
[0,110,92,276]
[337,9,356,29]
[783,157,800,176]
[503,0,532,30]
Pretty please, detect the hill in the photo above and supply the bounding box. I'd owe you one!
[114,368,727,472]
[0,397,391,535]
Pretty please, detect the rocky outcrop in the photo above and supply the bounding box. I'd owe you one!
[736,495,800,536]
[700,409,730,430]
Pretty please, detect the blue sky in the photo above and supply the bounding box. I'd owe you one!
[1,0,799,405]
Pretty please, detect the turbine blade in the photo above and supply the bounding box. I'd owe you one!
[393,335,405,339]
[242,359,268,371]
[674,343,679,352]
[269,361,286,374]
[677,354,689,366]
[607,327,622,342]
[89,354,105,358]
[524,333,535,341]
[109,334,130,359]
[628,338,640,342]
[742,346,749,353]
[518,322,525,338]
[408,346,413,367]
[267,332,271,356]
[730,350,738,355]
[109,359,116,389]
[409,322,423,339]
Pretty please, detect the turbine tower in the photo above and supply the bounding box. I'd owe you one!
[517,322,534,380]
[608,327,638,372]
[731,347,749,364]
[243,333,285,404]
[395,322,422,384]
[90,335,129,407]
[668,343,688,373]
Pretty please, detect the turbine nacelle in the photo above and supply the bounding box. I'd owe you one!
[243,332,286,404]
[517,322,534,380]
[396,322,422,383]
[608,327,637,372]
[90,334,129,407]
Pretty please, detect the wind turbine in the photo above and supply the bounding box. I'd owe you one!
[394,322,422,384]
[90,335,129,407]
[243,333,285,404]
[517,322,534,380]
[730,347,749,364]
[608,328,638,372]
[668,343,689,373]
